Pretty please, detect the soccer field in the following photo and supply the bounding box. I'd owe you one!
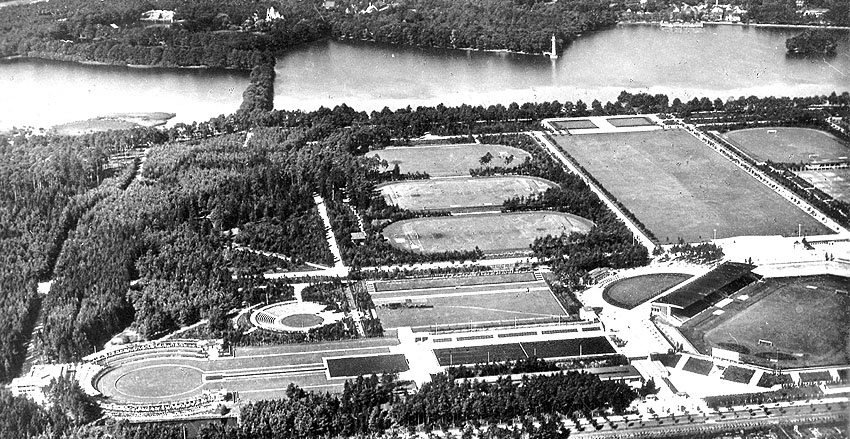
[551,130,831,243]
[367,144,532,177]
[796,168,850,202]
[721,127,850,164]
[378,176,557,211]
[382,211,593,253]
[680,275,850,368]
[375,281,565,329]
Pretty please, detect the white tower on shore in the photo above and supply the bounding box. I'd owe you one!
[548,34,559,59]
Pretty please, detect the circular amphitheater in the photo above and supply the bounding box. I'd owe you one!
[251,301,344,332]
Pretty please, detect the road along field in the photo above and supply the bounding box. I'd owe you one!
[796,168,850,202]
[680,275,850,369]
[551,130,831,243]
[95,338,401,402]
[721,127,850,164]
[366,144,531,177]
[377,176,557,212]
[602,273,693,310]
[373,278,566,329]
[381,211,593,253]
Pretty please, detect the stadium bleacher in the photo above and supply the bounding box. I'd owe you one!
[654,262,759,320]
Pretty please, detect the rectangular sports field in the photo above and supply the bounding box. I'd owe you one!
[551,119,599,130]
[326,354,409,378]
[375,283,565,329]
[552,130,831,242]
[607,116,655,127]
[377,176,557,212]
[366,144,531,177]
[680,275,849,368]
[721,127,850,164]
[373,272,537,292]
[796,169,850,202]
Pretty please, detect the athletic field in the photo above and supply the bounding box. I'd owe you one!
[381,211,593,253]
[607,116,655,128]
[796,168,850,202]
[373,279,566,329]
[680,275,850,368]
[551,130,831,243]
[373,272,537,292]
[95,338,401,402]
[377,176,557,211]
[367,144,531,177]
[602,273,693,310]
[721,127,850,164]
[551,119,598,130]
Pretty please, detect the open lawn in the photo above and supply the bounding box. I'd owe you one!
[326,354,409,378]
[551,119,599,130]
[720,365,755,384]
[682,357,714,375]
[373,272,537,292]
[551,130,831,242]
[680,275,850,368]
[376,286,565,329]
[367,144,531,177]
[796,168,850,202]
[378,176,557,212]
[602,273,692,309]
[382,211,593,254]
[607,117,655,127]
[721,127,850,164]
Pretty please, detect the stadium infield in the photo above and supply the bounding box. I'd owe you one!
[796,168,850,202]
[367,144,531,177]
[721,127,850,164]
[679,275,850,369]
[375,280,566,329]
[381,211,593,254]
[602,273,693,310]
[551,130,831,243]
[377,176,557,212]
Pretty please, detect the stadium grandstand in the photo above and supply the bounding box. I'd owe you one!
[651,262,759,322]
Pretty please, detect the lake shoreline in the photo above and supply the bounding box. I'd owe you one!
[619,21,850,31]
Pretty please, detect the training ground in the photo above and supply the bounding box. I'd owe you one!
[679,275,850,369]
[796,168,850,202]
[551,130,831,243]
[371,273,566,329]
[367,144,531,177]
[377,176,557,212]
[381,211,593,253]
[721,127,850,164]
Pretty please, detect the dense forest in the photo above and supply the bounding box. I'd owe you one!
[0,0,616,70]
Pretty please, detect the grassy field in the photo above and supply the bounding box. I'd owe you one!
[367,144,531,177]
[376,286,565,329]
[681,275,850,368]
[382,211,593,253]
[607,116,654,127]
[373,281,548,301]
[326,354,409,377]
[99,364,204,403]
[682,357,714,375]
[551,130,831,242]
[796,168,850,202]
[602,273,692,309]
[720,365,755,384]
[722,127,850,164]
[551,119,598,130]
[280,314,324,327]
[378,176,557,211]
[373,272,537,292]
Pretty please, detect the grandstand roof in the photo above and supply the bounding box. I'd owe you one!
[656,262,755,309]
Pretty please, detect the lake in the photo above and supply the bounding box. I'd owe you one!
[1,25,848,129]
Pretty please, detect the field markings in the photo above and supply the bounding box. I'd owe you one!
[372,286,550,302]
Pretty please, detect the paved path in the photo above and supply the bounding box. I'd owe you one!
[531,131,655,251]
